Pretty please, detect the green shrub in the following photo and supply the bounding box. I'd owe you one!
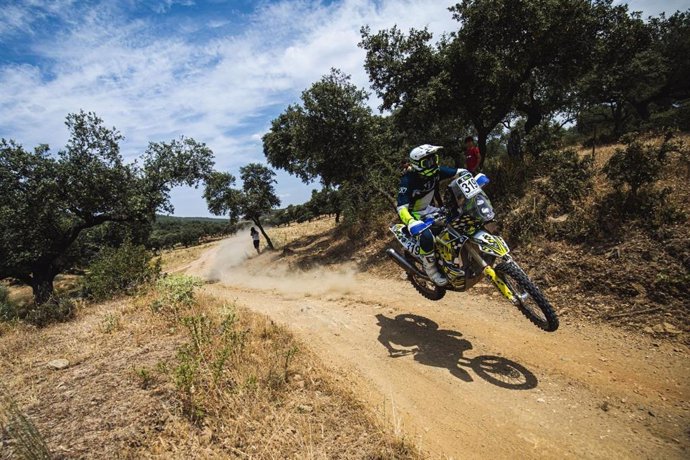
[523,122,566,157]
[602,133,686,226]
[0,384,52,460]
[23,298,76,327]
[503,195,548,244]
[645,102,690,132]
[83,241,160,301]
[538,148,594,213]
[152,274,203,318]
[100,312,121,334]
[604,134,662,200]
[0,283,75,326]
[132,366,156,390]
[482,155,535,202]
[0,285,17,322]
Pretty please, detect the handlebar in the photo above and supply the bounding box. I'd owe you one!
[409,210,449,236]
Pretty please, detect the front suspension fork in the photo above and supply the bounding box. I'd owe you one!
[466,245,516,302]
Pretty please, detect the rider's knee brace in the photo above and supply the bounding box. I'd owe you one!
[418,228,435,254]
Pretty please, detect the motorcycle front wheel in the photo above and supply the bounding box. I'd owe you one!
[495,261,559,332]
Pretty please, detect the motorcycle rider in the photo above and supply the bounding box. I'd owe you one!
[397,144,464,286]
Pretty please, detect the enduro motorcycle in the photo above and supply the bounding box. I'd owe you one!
[386,171,559,332]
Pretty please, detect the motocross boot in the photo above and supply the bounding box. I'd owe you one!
[421,253,448,286]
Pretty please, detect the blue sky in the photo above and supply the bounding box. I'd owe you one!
[0,0,685,217]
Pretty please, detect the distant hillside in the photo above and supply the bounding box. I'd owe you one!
[150,215,235,249]
[155,215,228,223]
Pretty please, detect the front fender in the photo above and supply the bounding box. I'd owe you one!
[471,230,510,257]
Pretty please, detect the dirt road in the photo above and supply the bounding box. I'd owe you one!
[183,238,689,459]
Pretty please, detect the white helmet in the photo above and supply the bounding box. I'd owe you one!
[409,144,443,177]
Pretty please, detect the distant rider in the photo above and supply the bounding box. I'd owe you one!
[250,227,260,254]
[397,145,465,286]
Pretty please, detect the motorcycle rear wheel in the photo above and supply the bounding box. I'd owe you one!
[405,254,447,301]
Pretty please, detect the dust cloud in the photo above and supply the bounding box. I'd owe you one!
[201,231,357,300]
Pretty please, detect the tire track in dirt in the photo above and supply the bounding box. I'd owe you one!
[184,238,690,459]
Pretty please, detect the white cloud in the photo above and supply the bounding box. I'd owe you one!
[0,1,455,176]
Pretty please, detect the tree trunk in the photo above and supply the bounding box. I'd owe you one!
[30,269,56,306]
[631,100,651,121]
[612,103,624,139]
[253,218,274,250]
[524,110,543,134]
[335,210,341,223]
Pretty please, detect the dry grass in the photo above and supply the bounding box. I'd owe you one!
[160,241,221,272]
[0,274,418,459]
[3,275,81,309]
[265,217,338,250]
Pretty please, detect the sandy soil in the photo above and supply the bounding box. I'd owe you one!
[182,232,690,460]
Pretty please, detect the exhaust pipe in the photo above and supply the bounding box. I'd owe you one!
[386,248,428,279]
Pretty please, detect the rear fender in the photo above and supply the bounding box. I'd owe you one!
[390,223,420,256]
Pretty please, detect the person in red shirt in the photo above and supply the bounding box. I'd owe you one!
[464,136,481,173]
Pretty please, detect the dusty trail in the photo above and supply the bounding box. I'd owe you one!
[184,236,689,459]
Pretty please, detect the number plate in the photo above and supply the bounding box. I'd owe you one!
[458,177,481,198]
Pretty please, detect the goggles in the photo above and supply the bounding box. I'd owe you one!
[418,154,439,170]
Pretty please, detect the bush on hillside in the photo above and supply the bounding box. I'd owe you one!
[503,194,549,244]
[150,274,203,319]
[0,285,16,322]
[0,283,75,326]
[602,133,686,227]
[25,298,76,327]
[537,148,594,213]
[522,122,566,157]
[604,134,662,200]
[83,241,160,301]
[482,155,534,203]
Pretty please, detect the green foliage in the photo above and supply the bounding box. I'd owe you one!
[538,149,594,213]
[132,366,155,390]
[604,134,662,198]
[263,69,381,188]
[522,122,568,157]
[100,313,122,334]
[25,297,76,328]
[263,70,401,229]
[149,215,234,250]
[0,285,17,322]
[600,133,686,228]
[152,274,203,318]
[283,345,299,383]
[159,292,248,422]
[481,155,535,203]
[361,0,603,155]
[173,344,203,422]
[0,111,214,307]
[0,285,75,326]
[578,9,690,140]
[83,241,160,301]
[268,187,343,226]
[500,148,593,244]
[0,384,52,460]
